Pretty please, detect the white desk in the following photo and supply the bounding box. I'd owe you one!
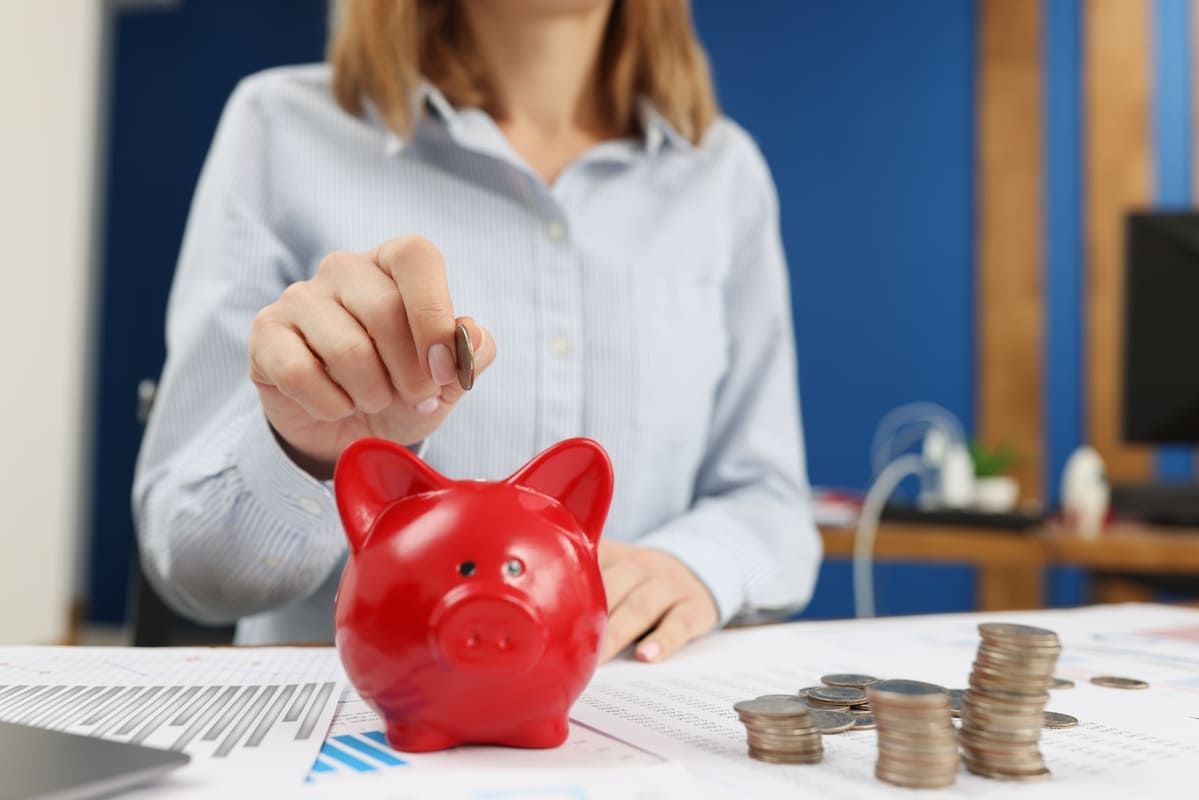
[4,604,1198,798]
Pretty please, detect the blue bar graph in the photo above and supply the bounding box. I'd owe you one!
[334,733,406,766]
[307,730,408,780]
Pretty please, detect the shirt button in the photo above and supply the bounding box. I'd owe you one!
[546,220,566,241]
[298,497,323,515]
[550,335,573,356]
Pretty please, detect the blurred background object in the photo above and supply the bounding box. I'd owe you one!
[1,0,107,644]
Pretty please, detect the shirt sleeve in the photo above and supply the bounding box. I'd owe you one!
[132,76,347,624]
[638,131,823,625]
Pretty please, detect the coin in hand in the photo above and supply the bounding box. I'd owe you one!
[454,323,475,391]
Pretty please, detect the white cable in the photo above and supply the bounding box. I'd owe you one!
[853,453,926,619]
[869,402,967,477]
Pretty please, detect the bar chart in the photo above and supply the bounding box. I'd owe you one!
[305,687,662,785]
[0,647,345,782]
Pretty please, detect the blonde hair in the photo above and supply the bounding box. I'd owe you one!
[329,0,719,145]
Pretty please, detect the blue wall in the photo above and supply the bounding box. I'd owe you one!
[90,0,327,622]
[694,0,977,493]
[693,1,979,617]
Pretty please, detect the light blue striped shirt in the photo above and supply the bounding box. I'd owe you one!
[133,64,821,645]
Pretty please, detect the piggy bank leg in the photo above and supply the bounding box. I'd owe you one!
[502,713,570,749]
[385,720,459,753]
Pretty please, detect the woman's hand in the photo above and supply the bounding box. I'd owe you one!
[598,540,719,663]
[248,236,495,479]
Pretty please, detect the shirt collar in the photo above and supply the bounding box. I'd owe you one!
[636,97,693,154]
[380,81,693,158]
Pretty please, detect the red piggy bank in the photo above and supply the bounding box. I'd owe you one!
[332,437,613,752]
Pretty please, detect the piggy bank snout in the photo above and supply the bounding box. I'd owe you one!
[432,586,547,676]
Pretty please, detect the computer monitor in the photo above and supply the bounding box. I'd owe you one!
[1123,212,1199,443]
[1116,212,1199,525]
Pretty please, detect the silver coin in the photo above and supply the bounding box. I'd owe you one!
[754,694,805,703]
[797,686,822,697]
[800,696,849,712]
[734,697,813,717]
[821,673,880,689]
[851,715,877,730]
[978,622,1059,640]
[808,709,855,734]
[869,680,949,702]
[1091,675,1149,690]
[1050,677,1074,689]
[807,686,870,706]
[1042,711,1079,728]
[749,750,822,765]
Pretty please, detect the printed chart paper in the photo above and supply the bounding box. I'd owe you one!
[573,603,1199,799]
[0,646,344,784]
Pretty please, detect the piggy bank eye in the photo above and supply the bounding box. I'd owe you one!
[504,559,524,577]
[457,561,476,577]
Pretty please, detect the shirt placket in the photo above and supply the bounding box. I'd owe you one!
[532,195,584,451]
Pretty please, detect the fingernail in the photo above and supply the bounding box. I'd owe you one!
[635,641,661,662]
[415,397,439,415]
[428,343,456,386]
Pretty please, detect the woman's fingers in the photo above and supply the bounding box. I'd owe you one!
[293,296,395,415]
[250,238,493,464]
[249,321,353,421]
[602,577,675,662]
[373,236,457,386]
[633,599,711,663]
[328,256,436,409]
[597,544,720,663]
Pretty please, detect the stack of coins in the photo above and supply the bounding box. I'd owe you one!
[732,697,823,764]
[869,680,959,788]
[809,680,875,731]
[959,622,1062,780]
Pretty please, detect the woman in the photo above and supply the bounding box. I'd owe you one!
[133,0,821,661]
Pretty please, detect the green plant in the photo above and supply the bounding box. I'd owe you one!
[968,440,1021,478]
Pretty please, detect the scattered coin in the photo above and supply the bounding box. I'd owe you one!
[1050,677,1075,689]
[733,697,823,765]
[754,694,805,703]
[808,709,855,734]
[797,686,822,697]
[821,673,880,689]
[959,622,1061,780]
[1043,711,1079,728]
[799,696,849,712]
[869,679,958,789]
[454,323,475,391]
[1091,675,1149,690]
[851,715,877,731]
[807,686,870,706]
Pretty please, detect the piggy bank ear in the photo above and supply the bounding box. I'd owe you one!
[509,438,614,546]
[333,438,448,553]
